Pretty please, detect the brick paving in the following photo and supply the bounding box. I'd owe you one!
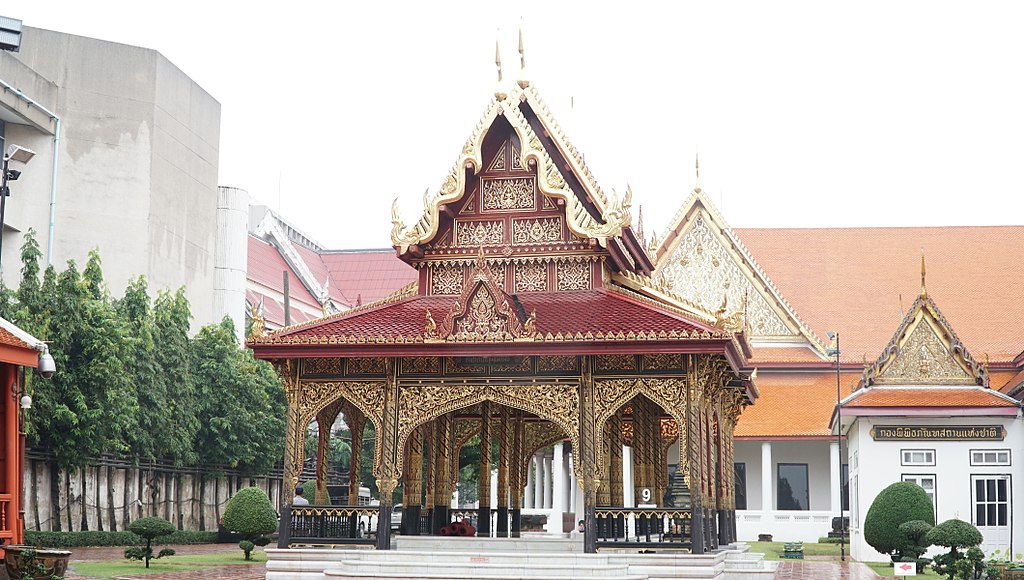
[775,560,881,579]
[62,543,266,580]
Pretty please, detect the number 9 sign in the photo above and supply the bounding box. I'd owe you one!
[639,487,655,506]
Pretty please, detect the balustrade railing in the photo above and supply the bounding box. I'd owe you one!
[0,493,12,543]
[277,504,378,547]
[595,507,692,549]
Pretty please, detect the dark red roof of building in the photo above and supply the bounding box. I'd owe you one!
[321,249,418,306]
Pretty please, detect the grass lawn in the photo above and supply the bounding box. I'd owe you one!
[746,541,845,560]
[70,549,266,579]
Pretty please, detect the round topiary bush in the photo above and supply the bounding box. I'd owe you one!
[222,487,279,560]
[927,519,985,580]
[864,481,935,559]
[301,479,332,505]
[926,518,983,550]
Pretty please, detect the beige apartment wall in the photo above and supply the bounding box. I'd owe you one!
[0,27,225,330]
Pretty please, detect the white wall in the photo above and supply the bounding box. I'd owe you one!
[848,415,1024,561]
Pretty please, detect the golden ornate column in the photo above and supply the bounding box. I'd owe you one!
[431,413,452,533]
[510,410,525,537]
[579,356,601,553]
[496,407,510,537]
[277,360,304,508]
[608,413,623,507]
[686,355,706,553]
[478,401,492,536]
[424,420,436,517]
[404,426,424,535]
[371,358,402,550]
[347,408,366,505]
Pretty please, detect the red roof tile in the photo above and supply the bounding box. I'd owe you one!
[0,326,30,350]
[845,387,1019,409]
[735,226,1024,363]
[321,250,418,306]
[247,236,320,306]
[736,372,856,438]
[274,288,713,341]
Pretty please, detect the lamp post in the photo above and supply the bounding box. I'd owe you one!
[827,331,845,561]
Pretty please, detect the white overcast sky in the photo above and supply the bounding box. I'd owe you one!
[11,1,1024,249]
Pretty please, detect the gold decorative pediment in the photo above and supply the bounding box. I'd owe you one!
[864,296,987,387]
[434,251,537,342]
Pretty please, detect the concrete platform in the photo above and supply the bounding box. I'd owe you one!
[265,538,777,580]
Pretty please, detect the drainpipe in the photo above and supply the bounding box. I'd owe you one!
[0,79,61,265]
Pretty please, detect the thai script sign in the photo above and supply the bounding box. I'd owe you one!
[871,425,1005,441]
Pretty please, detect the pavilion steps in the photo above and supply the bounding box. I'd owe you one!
[324,558,646,579]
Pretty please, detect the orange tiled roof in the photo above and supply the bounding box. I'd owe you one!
[0,326,30,350]
[845,387,1019,409]
[735,371,858,438]
[735,226,1024,363]
[994,369,1024,395]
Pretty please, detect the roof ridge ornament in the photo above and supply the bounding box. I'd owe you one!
[694,151,702,194]
[494,31,507,100]
[517,22,530,89]
[920,248,927,299]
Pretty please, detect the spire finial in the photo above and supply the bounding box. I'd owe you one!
[517,20,530,88]
[694,150,702,193]
[636,205,646,243]
[920,248,927,299]
[494,31,507,99]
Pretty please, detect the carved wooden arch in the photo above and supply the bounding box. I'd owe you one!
[593,377,689,477]
[519,421,567,481]
[395,383,583,486]
[296,381,388,474]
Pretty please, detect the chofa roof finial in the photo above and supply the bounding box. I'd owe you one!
[694,150,702,193]
[920,248,927,299]
[517,20,530,88]
[494,30,507,99]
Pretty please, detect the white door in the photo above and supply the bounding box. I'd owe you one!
[972,475,1010,554]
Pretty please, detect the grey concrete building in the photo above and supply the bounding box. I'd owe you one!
[0,26,234,331]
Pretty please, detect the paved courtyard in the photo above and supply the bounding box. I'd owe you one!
[59,543,887,579]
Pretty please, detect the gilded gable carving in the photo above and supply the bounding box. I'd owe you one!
[656,215,790,336]
[347,357,386,375]
[513,218,563,244]
[511,146,522,170]
[538,355,578,372]
[877,321,972,383]
[597,354,636,372]
[481,178,536,211]
[557,260,590,290]
[642,354,683,371]
[456,220,504,246]
[454,284,508,338]
[402,357,441,375]
[487,144,507,172]
[431,262,464,295]
[515,262,548,292]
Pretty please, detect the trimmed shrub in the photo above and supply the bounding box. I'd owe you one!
[927,519,985,579]
[24,529,217,547]
[864,481,935,560]
[239,540,256,560]
[222,486,278,560]
[897,520,933,572]
[126,517,177,568]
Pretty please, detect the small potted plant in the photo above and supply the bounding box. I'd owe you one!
[3,544,72,580]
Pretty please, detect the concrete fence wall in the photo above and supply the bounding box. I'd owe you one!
[22,451,284,533]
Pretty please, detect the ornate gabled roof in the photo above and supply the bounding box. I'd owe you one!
[391,82,636,255]
[861,287,988,387]
[651,188,824,349]
[430,250,535,342]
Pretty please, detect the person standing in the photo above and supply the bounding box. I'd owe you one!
[292,485,310,505]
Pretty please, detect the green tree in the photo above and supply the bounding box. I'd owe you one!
[153,288,199,466]
[193,318,285,472]
[222,487,278,560]
[864,481,935,562]
[927,519,985,579]
[116,277,165,460]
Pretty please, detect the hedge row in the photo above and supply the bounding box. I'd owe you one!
[24,530,218,547]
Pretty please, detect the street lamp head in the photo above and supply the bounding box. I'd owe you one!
[4,144,35,164]
[19,393,31,409]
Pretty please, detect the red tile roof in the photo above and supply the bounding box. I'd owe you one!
[735,226,1024,363]
[321,250,418,306]
[735,372,857,438]
[845,387,1019,409]
[247,236,320,305]
[0,326,30,350]
[272,288,714,342]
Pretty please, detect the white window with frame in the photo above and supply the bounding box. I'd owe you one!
[970,449,1010,466]
[972,475,1011,554]
[901,449,935,466]
[902,474,936,514]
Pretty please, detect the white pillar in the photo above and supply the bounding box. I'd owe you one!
[490,467,498,507]
[552,443,566,529]
[535,452,545,509]
[543,456,553,509]
[569,453,578,514]
[524,456,536,509]
[830,440,841,513]
[761,441,773,512]
[623,445,635,508]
